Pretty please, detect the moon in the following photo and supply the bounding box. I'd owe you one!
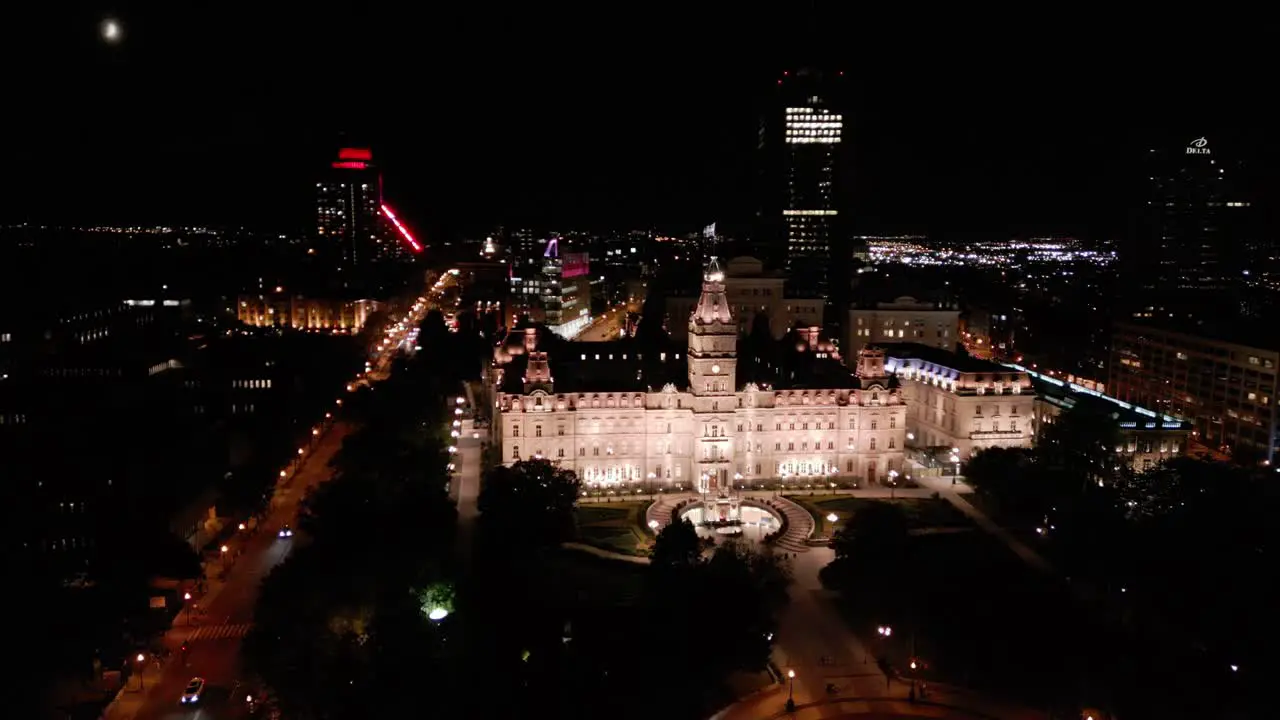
[101,18,122,44]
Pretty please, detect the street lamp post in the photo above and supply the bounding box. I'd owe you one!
[826,512,839,535]
[951,447,960,485]
[135,653,146,691]
[876,624,893,666]
[786,669,796,712]
[888,470,899,499]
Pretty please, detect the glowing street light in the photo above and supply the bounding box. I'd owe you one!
[279,469,287,478]
[826,512,839,524]
[427,607,449,621]
[648,519,660,532]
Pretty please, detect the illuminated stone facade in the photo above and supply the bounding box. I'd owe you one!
[237,295,377,333]
[492,260,906,487]
[883,345,1036,459]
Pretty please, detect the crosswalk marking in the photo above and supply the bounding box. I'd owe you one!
[187,622,253,641]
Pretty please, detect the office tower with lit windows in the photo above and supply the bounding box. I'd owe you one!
[757,69,847,312]
[316,148,404,269]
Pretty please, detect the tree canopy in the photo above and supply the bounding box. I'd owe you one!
[477,458,581,547]
[469,458,792,719]
[242,312,462,719]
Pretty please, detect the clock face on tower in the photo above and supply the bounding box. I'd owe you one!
[711,364,720,374]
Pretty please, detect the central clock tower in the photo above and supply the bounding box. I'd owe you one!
[688,257,737,398]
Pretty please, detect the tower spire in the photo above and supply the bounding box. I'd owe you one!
[688,257,737,396]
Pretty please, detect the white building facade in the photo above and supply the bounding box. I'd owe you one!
[883,345,1036,459]
[492,260,906,488]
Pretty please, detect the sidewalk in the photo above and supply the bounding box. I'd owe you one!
[101,557,235,719]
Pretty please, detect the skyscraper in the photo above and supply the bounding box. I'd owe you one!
[757,69,847,308]
[1127,135,1254,317]
[316,147,407,269]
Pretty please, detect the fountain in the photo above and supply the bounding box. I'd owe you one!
[678,490,781,543]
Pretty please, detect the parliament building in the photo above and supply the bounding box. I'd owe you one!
[489,259,908,491]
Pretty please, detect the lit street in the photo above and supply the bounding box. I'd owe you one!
[574,303,629,342]
[110,291,439,720]
[122,422,350,720]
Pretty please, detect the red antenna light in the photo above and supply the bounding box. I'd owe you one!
[381,203,423,253]
[338,148,372,161]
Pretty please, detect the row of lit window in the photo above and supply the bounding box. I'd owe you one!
[786,121,843,130]
[787,128,841,136]
[786,137,842,144]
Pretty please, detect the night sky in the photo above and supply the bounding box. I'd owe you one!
[5,7,1277,240]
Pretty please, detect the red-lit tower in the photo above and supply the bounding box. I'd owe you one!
[317,148,420,268]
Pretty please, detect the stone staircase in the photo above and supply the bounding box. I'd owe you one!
[644,495,681,531]
[760,495,815,553]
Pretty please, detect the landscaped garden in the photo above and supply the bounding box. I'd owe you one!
[789,495,973,535]
[574,501,653,556]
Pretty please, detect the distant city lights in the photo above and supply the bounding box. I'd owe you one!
[866,236,1116,269]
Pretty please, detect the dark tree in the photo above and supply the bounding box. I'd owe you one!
[477,458,581,547]
[1035,402,1124,490]
[822,500,913,614]
[650,518,703,571]
[964,446,1041,519]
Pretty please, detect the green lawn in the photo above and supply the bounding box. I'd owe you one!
[539,548,646,609]
[789,495,973,535]
[575,501,651,556]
